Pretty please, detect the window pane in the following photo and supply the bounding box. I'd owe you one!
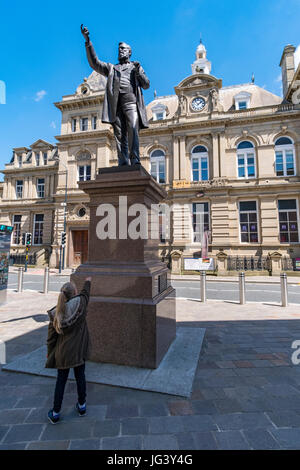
[240,201,257,211]
[279,200,297,210]
[238,167,245,178]
[240,213,247,222]
[192,146,207,154]
[241,224,248,232]
[151,150,165,158]
[279,212,288,221]
[241,233,248,242]
[250,233,258,243]
[248,166,255,177]
[192,159,199,170]
[289,212,297,221]
[193,170,199,181]
[290,232,299,242]
[280,223,288,231]
[237,141,254,149]
[249,213,257,222]
[275,137,293,146]
[289,222,298,232]
[201,170,208,181]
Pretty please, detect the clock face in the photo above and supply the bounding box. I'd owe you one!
[191,97,206,111]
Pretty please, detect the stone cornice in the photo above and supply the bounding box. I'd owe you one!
[140,106,300,137]
[55,129,114,143]
[2,166,58,175]
[54,95,103,111]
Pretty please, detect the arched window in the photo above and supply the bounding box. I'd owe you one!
[150,149,165,183]
[237,141,256,179]
[275,137,295,177]
[191,145,209,182]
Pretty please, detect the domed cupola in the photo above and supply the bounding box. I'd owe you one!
[192,38,212,75]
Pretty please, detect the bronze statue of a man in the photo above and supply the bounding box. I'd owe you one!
[81,25,150,166]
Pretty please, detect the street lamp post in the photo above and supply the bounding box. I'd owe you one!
[62,168,68,271]
[53,154,68,273]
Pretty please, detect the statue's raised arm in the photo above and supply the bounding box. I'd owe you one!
[81,25,109,77]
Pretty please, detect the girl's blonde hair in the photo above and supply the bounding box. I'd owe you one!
[53,282,77,334]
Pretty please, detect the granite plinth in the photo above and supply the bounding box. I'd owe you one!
[71,165,176,369]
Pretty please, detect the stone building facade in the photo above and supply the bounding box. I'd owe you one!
[1,41,300,273]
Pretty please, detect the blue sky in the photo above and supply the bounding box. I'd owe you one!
[1,0,300,172]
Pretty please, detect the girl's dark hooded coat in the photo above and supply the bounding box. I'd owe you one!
[45,281,91,369]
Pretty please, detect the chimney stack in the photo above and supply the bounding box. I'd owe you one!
[280,45,296,98]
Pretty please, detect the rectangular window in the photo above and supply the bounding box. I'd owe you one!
[78,165,91,182]
[18,155,22,167]
[156,113,164,120]
[92,116,97,129]
[276,150,295,176]
[151,160,165,184]
[37,178,45,198]
[238,101,247,110]
[239,201,259,243]
[33,214,44,245]
[36,152,40,166]
[278,199,299,243]
[237,153,255,178]
[16,180,23,199]
[43,152,48,165]
[12,215,22,245]
[72,118,77,132]
[192,157,209,182]
[80,118,88,131]
[192,202,210,243]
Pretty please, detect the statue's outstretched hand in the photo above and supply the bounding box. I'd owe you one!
[81,24,90,42]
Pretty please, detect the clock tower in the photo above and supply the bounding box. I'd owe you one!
[191,38,212,75]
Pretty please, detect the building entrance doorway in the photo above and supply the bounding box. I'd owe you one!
[72,230,88,266]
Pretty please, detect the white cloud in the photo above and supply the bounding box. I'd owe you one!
[50,121,56,129]
[275,74,282,83]
[295,44,300,69]
[34,90,47,102]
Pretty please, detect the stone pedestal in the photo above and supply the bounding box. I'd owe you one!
[71,165,176,369]
[269,251,282,276]
[216,251,228,275]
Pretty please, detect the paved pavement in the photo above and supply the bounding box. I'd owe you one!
[1,291,300,449]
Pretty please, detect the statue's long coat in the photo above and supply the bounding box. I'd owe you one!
[85,42,150,129]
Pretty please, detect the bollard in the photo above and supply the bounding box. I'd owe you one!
[17,267,24,293]
[239,272,246,305]
[280,272,288,307]
[200,271,207,303]
[43,267,49,294]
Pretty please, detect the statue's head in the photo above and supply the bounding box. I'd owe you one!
[118,42,132,62]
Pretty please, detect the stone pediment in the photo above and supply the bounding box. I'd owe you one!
[30,139,54,149]
[175,74,222,94]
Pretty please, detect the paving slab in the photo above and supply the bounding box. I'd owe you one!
[3,327,205,398]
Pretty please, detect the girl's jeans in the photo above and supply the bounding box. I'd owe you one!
[53,363,86,413]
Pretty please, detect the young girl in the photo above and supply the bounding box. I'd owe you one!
[45,277,92,424]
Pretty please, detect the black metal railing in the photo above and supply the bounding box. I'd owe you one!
[9,253,37,266]
[227,256,271,272]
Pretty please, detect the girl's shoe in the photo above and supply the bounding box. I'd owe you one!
[48,409,60,424]
[75,402,86,416]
